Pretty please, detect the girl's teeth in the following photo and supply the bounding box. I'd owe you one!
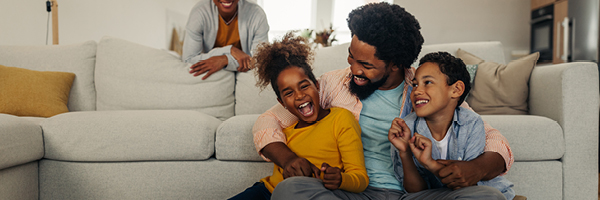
[298,102,309,108]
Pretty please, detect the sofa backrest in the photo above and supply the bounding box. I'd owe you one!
[0,41,98,112]
[420,41,506,65]
[94,36,235,120]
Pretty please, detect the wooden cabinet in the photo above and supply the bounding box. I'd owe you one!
[553,0,568,64]
[532,0,556,10]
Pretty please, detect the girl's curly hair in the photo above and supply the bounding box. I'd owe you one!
[253,32,317,98]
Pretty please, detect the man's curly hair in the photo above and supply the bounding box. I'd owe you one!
[253,32,317,99]
[419,51,471,108]
[347,2,424,69]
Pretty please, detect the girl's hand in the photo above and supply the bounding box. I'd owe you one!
[320,163,342,190]
[388,118,412,154]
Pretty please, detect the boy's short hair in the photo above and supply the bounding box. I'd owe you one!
[253,32,317,99]
[347,2,424,69]
[418,52,471,107]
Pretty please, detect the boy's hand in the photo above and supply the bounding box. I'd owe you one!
[409,132,435,167]
[320,163,342,190]
[282,157,321,179]
[388,118,412,154]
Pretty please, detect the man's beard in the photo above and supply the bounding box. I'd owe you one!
[349,74,389,100]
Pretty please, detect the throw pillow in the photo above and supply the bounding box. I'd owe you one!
[456,49,539,115]
[0,65,75,117]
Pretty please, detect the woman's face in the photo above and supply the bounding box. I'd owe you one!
[213,0,239,17]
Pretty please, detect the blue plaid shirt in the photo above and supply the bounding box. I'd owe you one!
[391,107,515,200]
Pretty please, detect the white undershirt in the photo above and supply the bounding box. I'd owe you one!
[432,127,452,160]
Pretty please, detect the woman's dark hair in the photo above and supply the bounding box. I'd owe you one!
[347,2,424,69]
[253,32,317,99]
[419,51,471,107]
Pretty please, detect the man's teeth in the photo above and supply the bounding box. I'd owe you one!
[355,76,365,81]
[416,100,429,105]
[222,2,232,6]
[298,102,310,109]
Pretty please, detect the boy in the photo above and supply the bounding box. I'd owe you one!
[388,52,514,199]
[229,33,368,200]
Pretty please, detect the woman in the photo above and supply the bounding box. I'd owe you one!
[182,0,269,80]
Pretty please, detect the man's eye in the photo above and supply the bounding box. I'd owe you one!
[412,83,418,87]
[425,81,432,85]
[301,85,309,89]
[284,91,292,96]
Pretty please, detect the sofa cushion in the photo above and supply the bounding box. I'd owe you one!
[216,114,263,161]
[95,36,235,120]
[0,114,43,170]
[0,41,97,112]
[0,65,75,117]
[459,50,539,115]
[481,115,564,161]
[40,110,221,162]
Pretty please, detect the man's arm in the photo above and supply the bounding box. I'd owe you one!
[436,103,513,190]
[252,104,320,178]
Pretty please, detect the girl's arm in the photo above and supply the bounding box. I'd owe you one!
[329,109,368,193]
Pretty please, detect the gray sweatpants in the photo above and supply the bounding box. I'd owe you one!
[271,176,506,200]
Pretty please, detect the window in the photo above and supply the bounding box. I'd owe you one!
[257,0,313,41]
[257,0,393,44]
[331,0,393,44]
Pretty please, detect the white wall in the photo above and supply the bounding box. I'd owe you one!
[0,0,531,62]
[0,0,198,49]
[394,0,531,62]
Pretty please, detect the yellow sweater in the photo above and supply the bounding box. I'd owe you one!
[260,107,369,193]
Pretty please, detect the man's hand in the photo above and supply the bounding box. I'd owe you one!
[189,55,228,80]
[437,152,506,190]
[388,118,412,154]
[230,46,252,72]
[320,163,342,190]
[436,160,481,190]
[261,142,320,179]
[282,157,321,179]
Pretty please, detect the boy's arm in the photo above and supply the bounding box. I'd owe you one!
[409,133,445,178]
[388,117,428,192]
[399,150,429,193]
[330,110,368,193]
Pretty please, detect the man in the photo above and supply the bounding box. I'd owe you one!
[253,2,512,199]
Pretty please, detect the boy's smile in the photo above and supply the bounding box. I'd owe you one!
[276,67,327,128]
[411,62,460,120]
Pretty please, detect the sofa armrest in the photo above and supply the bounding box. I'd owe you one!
[0,114,43,170]
[528,62,599,200]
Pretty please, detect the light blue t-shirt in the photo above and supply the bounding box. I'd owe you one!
[359,82,404,191]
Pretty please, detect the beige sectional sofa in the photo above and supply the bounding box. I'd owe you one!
[0,37,597,200]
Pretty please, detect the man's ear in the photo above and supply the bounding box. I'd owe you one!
[389,63,400,72]
[277,97,284,107]
[451,80,465,99]
[314,80,320,90]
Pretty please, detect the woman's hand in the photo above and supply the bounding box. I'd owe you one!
[189,55,228,80]
[230,46,252,72]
